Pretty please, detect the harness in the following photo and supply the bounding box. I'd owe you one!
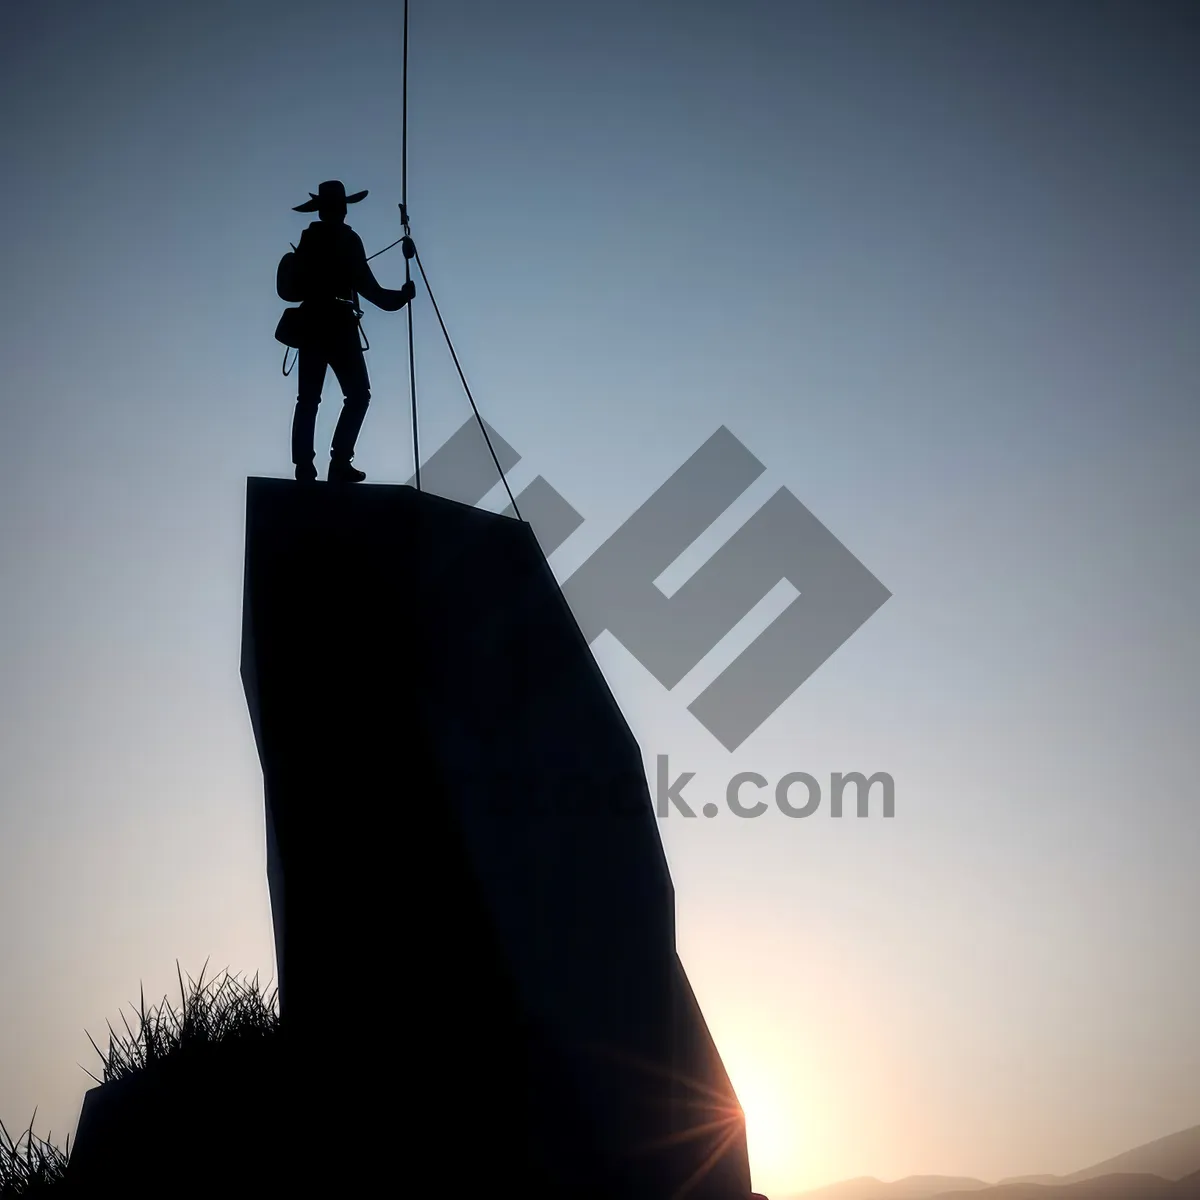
[277,266,369,377]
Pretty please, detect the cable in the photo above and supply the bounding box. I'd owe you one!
[412,246,522,521]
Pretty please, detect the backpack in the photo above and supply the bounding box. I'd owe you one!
[274,241,306,375]
[276,242,306,303]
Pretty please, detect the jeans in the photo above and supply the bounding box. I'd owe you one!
[290,314,371,465]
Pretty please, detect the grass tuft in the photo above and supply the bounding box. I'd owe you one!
[82,960,279,1085]
[0,1113,69,1195]
[1,962,280,1193]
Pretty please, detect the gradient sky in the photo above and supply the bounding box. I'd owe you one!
[1,2,1198,1194]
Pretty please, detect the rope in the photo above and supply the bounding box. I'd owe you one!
[382,0,518,518]
[412,246,522,521]
[366,236,404,263]
[401,0,420,490]
[404,264,418,490]
[401,0,409,215]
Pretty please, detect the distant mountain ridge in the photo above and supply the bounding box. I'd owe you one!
[934,1172,1189,1200]
[1058,1126,1200,1185]
[796,1177,990,1200]
[790,1124,1200,1200]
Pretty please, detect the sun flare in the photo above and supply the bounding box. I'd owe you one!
[729,1062,796,1194]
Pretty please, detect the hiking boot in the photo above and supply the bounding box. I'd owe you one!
[328,459,366,484]
[295,462,318,482]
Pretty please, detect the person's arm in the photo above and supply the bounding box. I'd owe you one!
[350,231,415,312]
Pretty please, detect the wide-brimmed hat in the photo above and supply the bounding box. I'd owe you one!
[293,180,368,212]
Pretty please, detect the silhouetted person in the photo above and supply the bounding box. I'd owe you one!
[288,180,415,483]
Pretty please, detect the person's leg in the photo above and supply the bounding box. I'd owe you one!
[292,343,328,480]
[327,334,372,481]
